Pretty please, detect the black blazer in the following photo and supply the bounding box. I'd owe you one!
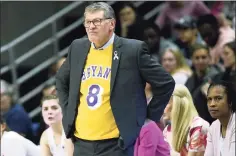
[56,35,175,149]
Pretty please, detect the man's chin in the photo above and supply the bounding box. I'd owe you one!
[88,37,99,43]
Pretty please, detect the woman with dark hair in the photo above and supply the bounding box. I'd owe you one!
[207,40,236,88]
[205,81,235,156]
[1,117,40,156]
[36,82,57,144]
[197,40,236,116]
[221,40,236,83]
[40,95,73,156]
[116,2,150,40]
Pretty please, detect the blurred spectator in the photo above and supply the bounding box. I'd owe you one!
[185,44,220,124]
[1,117,40,156]
[155,1,210,38]
[197,14,235,65]
[161,48,192,84]
[163,84,209,156]
[36,82,57,144]
[222,1,235,20]
[42,83,56,97]
[174,16,205,63]
[210,1,235,27]
[205,81,235,156]
[0,80,33,141]
[56,57,66,71]
[134,119,170,156]
[143,23,179,62]
[115,2,149,40]
[48,57,66,77]
[232,17,235,31]
[40,95,74,156]
[221,41,236,83]
[211,40,236,86]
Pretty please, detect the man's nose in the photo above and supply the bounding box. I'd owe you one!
[89,22,96,29]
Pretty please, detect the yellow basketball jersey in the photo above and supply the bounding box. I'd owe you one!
[74,44,119,140]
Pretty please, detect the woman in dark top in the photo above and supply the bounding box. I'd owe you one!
[209,40,236,89]
[218,40,236,85]
[115,2,150,40]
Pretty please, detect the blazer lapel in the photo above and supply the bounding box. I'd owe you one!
[74,40,90,97]
[110,35,122,94]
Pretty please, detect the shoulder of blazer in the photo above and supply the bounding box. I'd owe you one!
[71,37,90,46]
[68,37,91,56]
[119,36,144,46]
[117,37,145,55]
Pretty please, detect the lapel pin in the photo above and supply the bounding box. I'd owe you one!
[113,51,119,60]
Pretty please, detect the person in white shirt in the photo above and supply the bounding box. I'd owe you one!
[40,95,73,156]
[0,117,40,156]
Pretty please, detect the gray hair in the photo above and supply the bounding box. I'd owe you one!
[0,79,17,103]
[84,2,115,19]
[1,79,13,95]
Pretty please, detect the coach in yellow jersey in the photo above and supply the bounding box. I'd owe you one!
[56,2,175,156]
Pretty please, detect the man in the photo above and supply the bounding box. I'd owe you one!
[143,23,179,63]
[56,2,175,156]
[174,16,205,61]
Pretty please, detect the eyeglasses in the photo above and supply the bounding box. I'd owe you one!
[84,18,112,28]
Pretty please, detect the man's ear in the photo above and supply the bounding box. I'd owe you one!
[110,19,116,31]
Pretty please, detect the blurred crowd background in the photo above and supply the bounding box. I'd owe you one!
[0,1,236,144]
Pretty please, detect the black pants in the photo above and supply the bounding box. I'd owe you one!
[73,137,129,156]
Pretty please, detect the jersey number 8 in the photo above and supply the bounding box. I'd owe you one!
[86,84,103,109]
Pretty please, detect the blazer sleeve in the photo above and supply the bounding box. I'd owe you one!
[137,41,175,122]
[55,42,72,117]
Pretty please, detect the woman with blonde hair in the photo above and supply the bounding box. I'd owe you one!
[161,48,192,84]
[163,84,209,156]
